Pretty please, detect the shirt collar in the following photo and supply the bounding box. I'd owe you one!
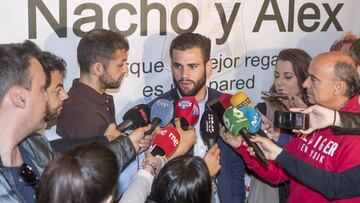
[176,88,209,104]
[340,95,360,112]
[71,79,112,105]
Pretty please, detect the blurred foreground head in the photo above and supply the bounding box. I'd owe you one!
[38,143,119,203]
[149,155,212,203]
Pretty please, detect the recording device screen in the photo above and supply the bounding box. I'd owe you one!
[274,111,309,130]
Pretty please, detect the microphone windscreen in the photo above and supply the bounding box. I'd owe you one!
[119,104,151,131]
[219,93,232,109]
[223,107,250,135]
[150,99,174,127]
[200,110,220,147]
[175,96,200,126]
[151,126,180,158]
[231,91,254,108]
[239,106,263,134]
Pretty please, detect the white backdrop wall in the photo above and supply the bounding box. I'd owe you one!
[1,0,360,122]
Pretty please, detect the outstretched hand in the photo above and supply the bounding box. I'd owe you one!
[248,135,283,160]
[219,126,243,149]
[143,150,167,176]
[104,123,123,141]
[260,113,281,141]
[290,105,338,135]
[168,118,196,159]
[203,144,221,176]
[128,124,152,152]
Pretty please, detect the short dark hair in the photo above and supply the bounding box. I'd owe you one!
[271,48,311,104]
[37,143,119,203]
[170,32,211,64]
[350,39,360,66]
[149,155,212,203]
[77,29,129,74]
[0,40,41,104]
[37,51,67,89]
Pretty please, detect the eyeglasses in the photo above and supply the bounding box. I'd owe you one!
[19,163,39,186]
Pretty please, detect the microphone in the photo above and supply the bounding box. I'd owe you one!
[117,104,151,132]
[239,106,263,134]
[230,91,254,107]
[200,110,220,149]
[150,126,180,158]
[231,91,268,137]
[219,93,232,109]
[146,99,174,135]
[175,96,200,130]
[223,107,269,166]
[207,94,232,127]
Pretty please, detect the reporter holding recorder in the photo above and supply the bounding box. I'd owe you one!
[221,52,360,202]
[290,105,360,135]
[120,125,179,203]
[245,135,360,200]
[231,49,311,203]
[120,118,220,203]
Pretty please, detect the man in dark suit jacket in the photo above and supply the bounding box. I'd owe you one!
[150,32,245,203]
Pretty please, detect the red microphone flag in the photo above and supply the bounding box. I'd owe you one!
[175,96,200,126]
[152,126,180,158]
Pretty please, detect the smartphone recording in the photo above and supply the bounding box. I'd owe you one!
[274,111,309,130]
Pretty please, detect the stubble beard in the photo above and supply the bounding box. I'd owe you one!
[174,73,206,97]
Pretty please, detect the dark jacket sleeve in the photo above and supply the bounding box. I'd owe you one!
[276,150,360,199]
[331,112,360,135]
[50,135,136,171]
[50,136,109,154]
[107,135,136,171]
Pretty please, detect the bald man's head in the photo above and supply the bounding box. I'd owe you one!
[303,52,359,109]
